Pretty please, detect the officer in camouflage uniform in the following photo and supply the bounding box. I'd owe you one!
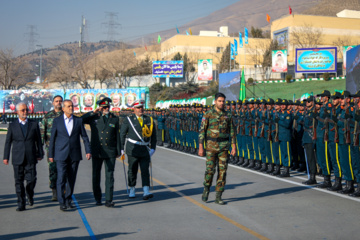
[199,93,236,205]
[40,95,63,201]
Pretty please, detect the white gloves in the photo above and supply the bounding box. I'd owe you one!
[149,149,155,157]
[121,150,124,156]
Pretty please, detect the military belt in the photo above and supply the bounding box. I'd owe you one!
[127,138,149,146]
[206,137,229,142]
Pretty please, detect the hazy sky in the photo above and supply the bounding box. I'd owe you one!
[0,0,240,55]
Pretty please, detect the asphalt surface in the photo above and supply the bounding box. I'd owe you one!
[0,128,360,240]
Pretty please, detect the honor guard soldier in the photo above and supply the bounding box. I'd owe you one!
[40,95,64,201]
[120,99,157,200]
[82,97,121,207]
[199,93,236,205]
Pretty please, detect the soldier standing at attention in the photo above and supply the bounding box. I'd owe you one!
[82,98,121,207]
[120,99,157,200]
[40,95,63,201]
[198,93,236,205]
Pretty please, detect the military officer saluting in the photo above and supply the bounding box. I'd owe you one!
[120,99,157,200]
[82,97,121,207]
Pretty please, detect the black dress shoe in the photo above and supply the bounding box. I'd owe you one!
[60,204,67,211]
[105,201,115,208]
[28,198,34,206]
[143,194,153,200]
[67,201,75,209]
[96,201,103,206]
[16,206,26,212]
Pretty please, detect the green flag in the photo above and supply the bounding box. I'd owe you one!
[158,35,161,44]
[239,68,246,100]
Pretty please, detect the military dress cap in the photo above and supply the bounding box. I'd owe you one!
[260,99,266,104]
[342,90,351,98]
[231,100,235,105]
[288,100,294,105]
[317,90,331,97]
[225,101,230,105]
[351,90,360,98]
[255,99,261,104]
[96,97,112,107]
[300,100,306,106]
[132,99,145,108]
[306,96,315,102]
[267,98,274,104]
[331,92,342,99]
[236,99,242,104]
[249,99,255,104]
[294,100,301,106]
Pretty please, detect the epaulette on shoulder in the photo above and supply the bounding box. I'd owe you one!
[328,103,332,108]
[351,107,354,111]
[287,111,290,114]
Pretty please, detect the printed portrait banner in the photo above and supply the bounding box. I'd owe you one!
[0,89,64,113]
[295,47,337,73]
[346,45,360,94]
[198,59,213,80]
[152,61,184,78]
[272,50,288,73]
[0,87,149,113]
[343,45,357,69]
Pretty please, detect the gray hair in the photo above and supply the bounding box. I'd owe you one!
[62,99,73,107]
[16,102,27,111]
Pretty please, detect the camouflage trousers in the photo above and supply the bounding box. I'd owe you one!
[46,150,57,189]
[203,150,228,192]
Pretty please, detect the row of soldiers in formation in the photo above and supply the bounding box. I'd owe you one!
[145,90,360,198]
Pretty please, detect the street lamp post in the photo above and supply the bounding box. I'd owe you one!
[36,45,43,83]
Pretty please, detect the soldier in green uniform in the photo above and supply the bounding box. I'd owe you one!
[40,95,64,201]
[120,99,157,200]
[199,93,236,205]
[82,98,121,207]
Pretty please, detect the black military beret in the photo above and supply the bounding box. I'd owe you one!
[331,92,342,99]
[267,98,274,104]
[317,90,331,97]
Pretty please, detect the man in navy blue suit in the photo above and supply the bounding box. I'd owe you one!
[48,100,91,211]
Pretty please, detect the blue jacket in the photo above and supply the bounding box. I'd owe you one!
[48,114,91,161]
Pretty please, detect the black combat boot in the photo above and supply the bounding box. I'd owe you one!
[298,163,307,172]
[241,158,249,167]
[328,177,342,191]
[302,174,317,185]
[266,163,274,174]
[179,145,184,151]
[291,162,299,171]
[202,187,210,202]
[338,180,354,194]
[247,159,255,169]
[51,188,57,201]
[237,157,244,166]
[316,175,332,189]
[228,155,232,164]
[270,165,280,176]
[278,166,290,178]
[233,156,239,164]
[349,182,360,197]
[254,160,262,171]
[214,192,225,205]
[260,163,268,172]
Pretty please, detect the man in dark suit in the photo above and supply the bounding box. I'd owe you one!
[3,102,43,211]
[82,98,121,207]
[48,100,91,211]
[120,99,156,200]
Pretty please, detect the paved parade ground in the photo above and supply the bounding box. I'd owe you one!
[1,131,360,240]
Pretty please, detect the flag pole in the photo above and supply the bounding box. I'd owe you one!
[229,42,231,72]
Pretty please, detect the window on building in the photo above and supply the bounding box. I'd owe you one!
[216,47,224,53]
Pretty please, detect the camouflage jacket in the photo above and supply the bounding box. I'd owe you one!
[199,107,235,152]
[40,110,63,148]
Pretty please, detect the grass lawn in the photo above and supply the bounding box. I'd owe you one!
[246,78,346,100]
